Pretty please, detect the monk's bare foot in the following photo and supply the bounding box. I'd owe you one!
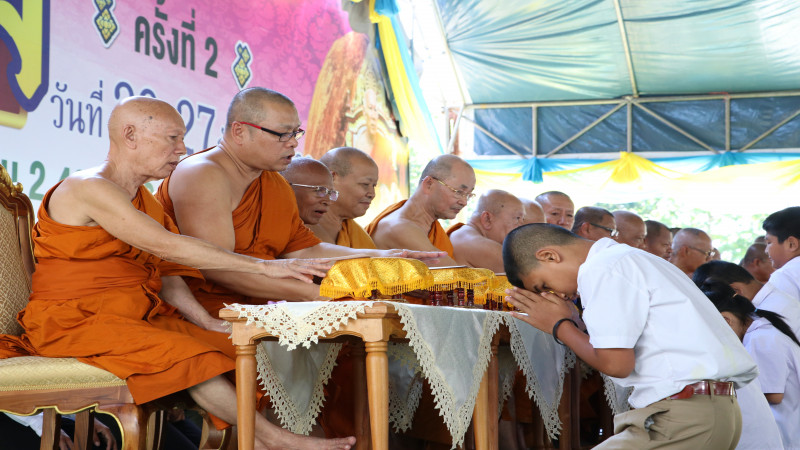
[259,430,356,450]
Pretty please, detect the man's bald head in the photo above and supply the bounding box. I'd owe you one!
[741,243,774,283]
[613,210,646,249]
[572,206,616,241]
[520,199,544,225]
[644,220,672,260]
[281,158,335,225]
[670,227,713,276]
[534,191,574,230]
[468,190,524,243]
[418,154,473,185]
[319,147,377,177]
[225,87,295,130]
[108,96,184,149]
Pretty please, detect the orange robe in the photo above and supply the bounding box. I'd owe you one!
[0,184,234,406]
[446,222,465,236]
[365,200,455,258]
[335,218,376,249]
[157,167,321,318]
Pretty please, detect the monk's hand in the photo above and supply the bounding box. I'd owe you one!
[261,258,332,282]
[505,287,573,334]
[385,249,446,263]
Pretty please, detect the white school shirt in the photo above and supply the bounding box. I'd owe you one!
[745,317,800,450]
[735,377,784,450]
[3,412,43,436]
[769,257,800,304]
[579,238,759,408]
[753,281,800,338]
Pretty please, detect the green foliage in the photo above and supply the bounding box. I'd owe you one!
[595,197,767,263]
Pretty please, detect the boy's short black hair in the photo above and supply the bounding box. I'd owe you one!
[502,223,579,289]
[692,260,755,287]
[763,207,800,243]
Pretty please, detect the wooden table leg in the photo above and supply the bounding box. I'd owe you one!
[473,340,500,450]
[364,341,389,450]
[236,343,258,450]
[352,342,370,450]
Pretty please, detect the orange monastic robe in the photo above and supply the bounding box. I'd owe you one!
[0,184,234,405]
[365,200,455,257]
[335,218,376,249]
[446,222,465,236]
[157,167,322,318]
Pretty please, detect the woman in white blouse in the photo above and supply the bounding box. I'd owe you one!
[703,281,800,450]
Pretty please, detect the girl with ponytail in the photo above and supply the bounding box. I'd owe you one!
[702,280,800,449]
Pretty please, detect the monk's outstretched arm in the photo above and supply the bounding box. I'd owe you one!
[370,222,459,267]
[283,243,445,265]
[160,276,228,332]
[64,177,328,282]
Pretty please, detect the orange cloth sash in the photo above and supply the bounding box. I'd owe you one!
[365,200,455,257]
[157,156,322,318]
[0,183,233,406]
[335,218,377,249]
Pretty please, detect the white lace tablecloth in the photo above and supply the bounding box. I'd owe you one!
[225,301,572,447]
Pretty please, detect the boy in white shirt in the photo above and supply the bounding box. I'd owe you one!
[502,224,758,449]
[763,207,800,301]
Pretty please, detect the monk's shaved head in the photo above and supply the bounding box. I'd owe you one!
[320,147,377,176]
[418,154,472,185]
[613,210,646,249]
[225,87,295,129]
[471,190,521,219]
[108,96,183,149]
[520,199,545,225]
[280,157,332,183]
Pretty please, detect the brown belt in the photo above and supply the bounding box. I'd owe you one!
[667,380,735,400]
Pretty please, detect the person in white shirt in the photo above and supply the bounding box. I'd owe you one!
[502,224,758,449]
[702,281,800,450]
[693,260,800,338]
[763,207,800,301]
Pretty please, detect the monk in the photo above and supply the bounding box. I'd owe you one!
[281,158,336,226]
[447,190,524,272]
[0,97,354,450]
[365,154,475,265]
[612,210,646,249]
[156,87,441,319]
[520,198,545,225]
[535,191,574,230]
[311,147,378,249]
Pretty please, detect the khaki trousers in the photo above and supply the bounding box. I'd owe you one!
[594,393,742,449]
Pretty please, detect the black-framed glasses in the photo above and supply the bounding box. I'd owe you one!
[688,246,714,259]
[589,223,619,237]
[289,183,339,201]
[431,177,475,201]
[239,121,305,142]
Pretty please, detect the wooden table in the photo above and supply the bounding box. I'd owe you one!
[219,302,499,450]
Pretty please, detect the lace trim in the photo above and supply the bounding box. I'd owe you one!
[255,342,342,434]
[226,301,372,350]
[394,304,502,449]
[602,374,632,416]
[504,315,574,440]
[388,375,424,432]
[497,351,517,416]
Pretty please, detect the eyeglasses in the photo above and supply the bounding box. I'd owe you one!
[289,183,339,201]
[239,121,305,142]
[589,223,619,237]
[688,246,714,259]
[431,177,475,201]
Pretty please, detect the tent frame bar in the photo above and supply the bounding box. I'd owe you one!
[612,0,638,97]
[452,90,800,157]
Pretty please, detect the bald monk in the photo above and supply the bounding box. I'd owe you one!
[571,206,616,241]
[365,154,475,266]
[156,87,441,318]
[520,198,545,225]
[741,243,774,283]
[311,147,378,249]
[612,210,646,249]
[644,219,673,260]
[0,97,354,450]
[535,191,574,230]
[281,157,336,226]
[447,190,524,272]
[670,227,714,277]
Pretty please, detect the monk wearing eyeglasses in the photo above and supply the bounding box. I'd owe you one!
[281,157,339,226]
[365,154,476,267]
[156,87,443,319]
[669,227,715,277]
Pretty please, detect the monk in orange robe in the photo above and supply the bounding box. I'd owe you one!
[0,97,355,450]
[366,154,476,265]
[308,147,378,249]
[447,190,524,273]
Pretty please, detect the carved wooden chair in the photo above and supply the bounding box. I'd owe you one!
[0,166,163,450]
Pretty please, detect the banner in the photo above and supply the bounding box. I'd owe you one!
[0,0,409,216]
